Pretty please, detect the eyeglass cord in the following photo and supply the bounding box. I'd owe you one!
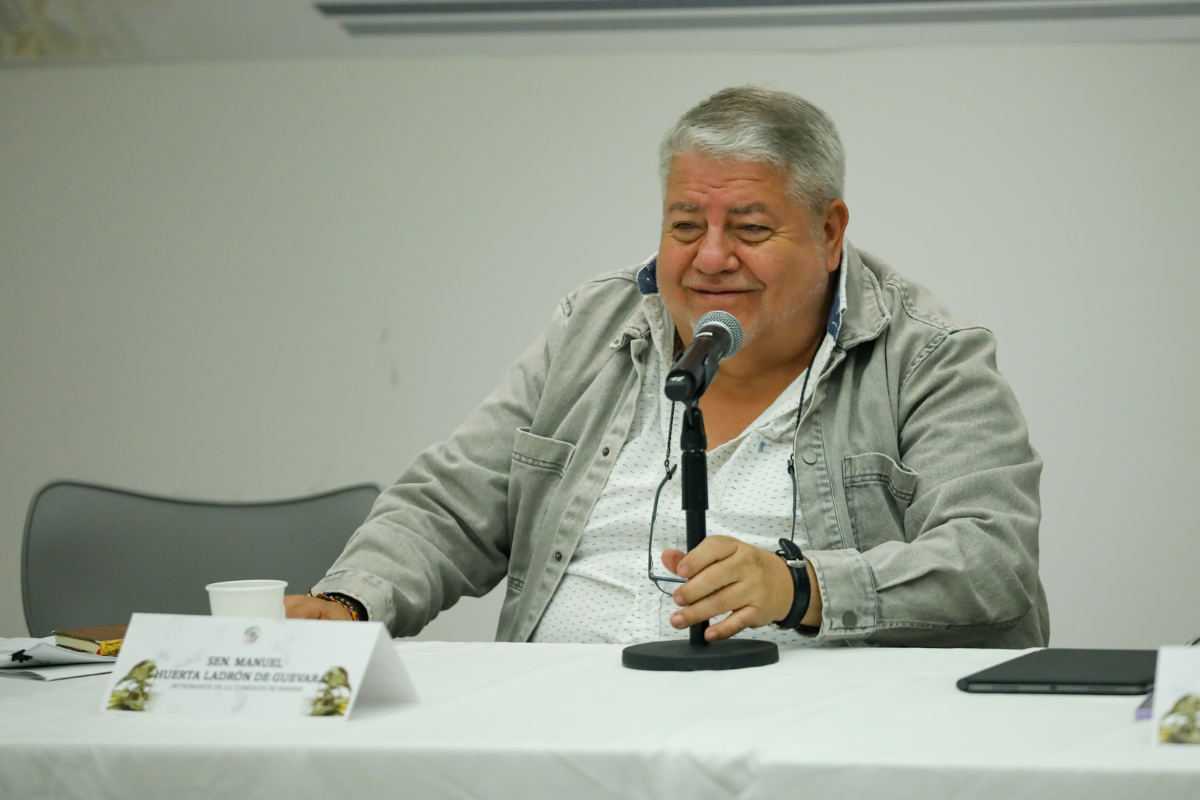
[785,362,814,545]
[648,350,817,592]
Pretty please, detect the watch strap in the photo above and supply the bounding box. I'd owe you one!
[774,563,811,630]
[774,538,812,631]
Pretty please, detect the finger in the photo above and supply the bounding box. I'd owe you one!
[672,554,739,607]
[673,538,760,606]
[675,535,740,579]
[670,583,747,629]
[705,606,758,642]
[661,549,685,575]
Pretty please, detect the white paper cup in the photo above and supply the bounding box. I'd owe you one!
[205,579,288,618]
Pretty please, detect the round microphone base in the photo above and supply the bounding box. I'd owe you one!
[621,638,779,672]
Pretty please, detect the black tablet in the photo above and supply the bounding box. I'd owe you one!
[957,648,1157,695]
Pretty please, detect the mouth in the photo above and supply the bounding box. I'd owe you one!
[687,287,753,303]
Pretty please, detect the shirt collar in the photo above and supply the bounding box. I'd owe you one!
[828,243,848,341]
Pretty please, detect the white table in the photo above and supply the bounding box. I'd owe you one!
[1,641,1195,799]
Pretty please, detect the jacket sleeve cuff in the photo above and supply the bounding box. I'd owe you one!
[311,569,397,630]
[801,549,878,642]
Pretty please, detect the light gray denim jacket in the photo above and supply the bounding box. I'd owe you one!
[314,243,1049,648]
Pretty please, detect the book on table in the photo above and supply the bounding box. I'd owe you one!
[1,632,120,679]
[52,624,129,656]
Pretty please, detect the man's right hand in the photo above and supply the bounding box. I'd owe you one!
[284,594,353,621]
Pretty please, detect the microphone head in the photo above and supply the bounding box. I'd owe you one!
[694,311,743,360]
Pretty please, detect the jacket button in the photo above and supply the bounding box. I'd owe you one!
[602,447,610,457]
[554,551,563,562]
[802,450,818,465]
[842,611,857,628]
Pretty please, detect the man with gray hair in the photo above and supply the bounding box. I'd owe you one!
[289,86,1048,649]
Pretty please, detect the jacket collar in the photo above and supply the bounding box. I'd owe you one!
[836,240,890,350]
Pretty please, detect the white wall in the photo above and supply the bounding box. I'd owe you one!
[2,42,1198,648]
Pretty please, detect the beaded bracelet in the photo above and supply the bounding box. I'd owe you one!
[310,591,361,621]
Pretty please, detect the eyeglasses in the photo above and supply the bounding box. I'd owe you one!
[645,401,804,596]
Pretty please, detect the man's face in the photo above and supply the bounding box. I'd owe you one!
[658,152,840,355]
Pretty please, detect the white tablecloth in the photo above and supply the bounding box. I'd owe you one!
[0,641,1195,799]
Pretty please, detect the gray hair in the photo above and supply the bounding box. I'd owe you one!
[659,86,845,215]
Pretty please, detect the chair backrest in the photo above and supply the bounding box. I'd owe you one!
[22,481,380,636]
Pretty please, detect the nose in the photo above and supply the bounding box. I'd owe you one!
[692,227,738,274]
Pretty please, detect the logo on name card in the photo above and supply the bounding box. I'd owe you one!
[309,667,352,716]
[244,627,260,644]
[1159,694,1200,744]
[107,659,158,712]
[1152,646,1200,746]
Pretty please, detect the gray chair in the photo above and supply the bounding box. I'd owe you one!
[21,481,380,636]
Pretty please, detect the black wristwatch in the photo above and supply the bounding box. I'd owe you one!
[773,538,813,631]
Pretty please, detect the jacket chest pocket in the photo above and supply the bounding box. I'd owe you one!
[508,427,576,553]
[841,452,918,552]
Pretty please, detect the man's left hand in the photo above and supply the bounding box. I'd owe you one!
[662,535,797,641]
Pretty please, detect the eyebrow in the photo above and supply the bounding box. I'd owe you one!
[666,202,769,214]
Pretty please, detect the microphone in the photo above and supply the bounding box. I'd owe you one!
[665,310,744,402]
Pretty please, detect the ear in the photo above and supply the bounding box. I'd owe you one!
[822,200,850,273]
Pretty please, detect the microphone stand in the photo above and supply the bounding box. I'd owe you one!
[681,402,711,648]
[622,399,779,671]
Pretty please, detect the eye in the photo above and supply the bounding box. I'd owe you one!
[738,225,771,242]
[670,222,703,242]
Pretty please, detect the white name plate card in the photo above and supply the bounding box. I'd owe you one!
[1153,646,1200,745]
[101,613,417,720]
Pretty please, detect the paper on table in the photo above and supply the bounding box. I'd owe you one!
[0,662,114,681]
[0,637,117,668]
